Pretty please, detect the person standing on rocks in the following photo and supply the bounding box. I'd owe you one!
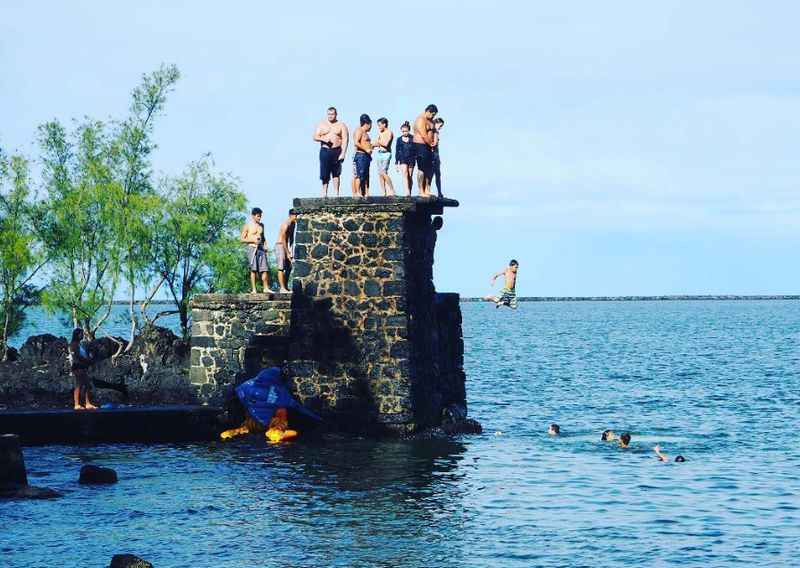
[432,117,445,197]
[240,207,270,294]
[274,209,298,293]
[373,117,395,196]
[313,107,349,197]
[395,120,415,196]
[352,114,373,198]
[68,328,97,410]
[413,104,438,197]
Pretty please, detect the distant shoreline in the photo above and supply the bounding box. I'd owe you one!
[462,295,800,302]
[108,295,800,305]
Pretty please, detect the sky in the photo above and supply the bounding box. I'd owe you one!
[1,1,798,296]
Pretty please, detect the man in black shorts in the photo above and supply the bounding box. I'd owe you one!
[313,107,349,197]
[413,104,438,197]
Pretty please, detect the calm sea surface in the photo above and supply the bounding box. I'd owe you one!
[2,301,800,567]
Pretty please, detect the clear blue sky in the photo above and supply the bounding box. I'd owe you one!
[2,1,798,296]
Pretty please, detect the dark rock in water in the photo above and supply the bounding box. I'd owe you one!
[110,554,153,568]
[79,464,118,485]
[0,433,61,499]
[442,418,482,435]
[0,433,28,487]
[0,484,61,499]
[19,333,68,365]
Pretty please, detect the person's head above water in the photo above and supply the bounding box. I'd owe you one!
[548,423,560,436]
[601,429,616,441]
[675,455,686,463]
[619,432,631,447]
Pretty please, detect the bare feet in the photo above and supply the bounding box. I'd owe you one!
[250,288,258,294]
[74,405,85,411]
[84,402,98,410]
[279,288,292,294]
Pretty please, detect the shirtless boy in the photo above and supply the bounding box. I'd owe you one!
[240,207,270,294]
[313,107,349,197]
[413,104,438,197]
[352,114,373,198]
[484,259,519,309]
[274,209,297,294]
[373,117,395,196]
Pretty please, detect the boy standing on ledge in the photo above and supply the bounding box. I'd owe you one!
[275,209,297,294]
[241,207,270,294]
[484,260,519,309]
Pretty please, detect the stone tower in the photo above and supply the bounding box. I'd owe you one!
[286,196,465,434]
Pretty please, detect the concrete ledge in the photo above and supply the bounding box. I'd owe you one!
[0,406,222,445]
[293,196,459,215]
[192,293,292,310]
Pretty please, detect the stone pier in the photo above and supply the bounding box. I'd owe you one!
[190,196,470,435]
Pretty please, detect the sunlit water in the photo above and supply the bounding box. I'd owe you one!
[2,301,800,567]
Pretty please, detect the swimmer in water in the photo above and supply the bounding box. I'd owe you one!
[548,423,560,436]
[601,429,617,442]
[654,445,686,462]
[618,432,631,448]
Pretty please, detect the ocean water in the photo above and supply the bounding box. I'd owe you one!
[2,300,800,567]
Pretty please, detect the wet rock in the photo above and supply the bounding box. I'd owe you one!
[79,464,118,485]
[109,554,153,568]
[0,434,61,499]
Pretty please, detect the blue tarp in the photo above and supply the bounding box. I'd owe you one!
[235,367,321,427]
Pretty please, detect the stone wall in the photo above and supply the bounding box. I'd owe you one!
[189,197,470,435]
[190,294,292,403]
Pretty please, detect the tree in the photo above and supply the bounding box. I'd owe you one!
[0,150,46,360]
[38,119,120,339]
[113,64,180,349]
[151,157,247,338]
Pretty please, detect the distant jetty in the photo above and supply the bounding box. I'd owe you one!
[462,295,799,302]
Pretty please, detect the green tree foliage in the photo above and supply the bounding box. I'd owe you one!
[0,150,46,360]
[37,119,120,339]
[113,64,180,347]
[152,157,247,338]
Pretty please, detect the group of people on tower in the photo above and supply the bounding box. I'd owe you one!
[314,104,444,199]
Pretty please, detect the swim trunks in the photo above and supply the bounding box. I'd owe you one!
[319,145,343,183]
[274,243,291,272]
[414,142,434,178]
[354,151,371,183]
[495,288,518,309]
[374,149,391,173]
[247,245,269,273]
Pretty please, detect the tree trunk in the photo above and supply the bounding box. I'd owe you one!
[1,301,10,362]
[179,302,189,341]
[126,283,136,352]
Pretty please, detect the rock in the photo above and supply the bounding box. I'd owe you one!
[0,433,28,487]
[442,418,483,436]
[3,347,18,362]
[109,554,153,568]
[0,433,61,499]
[79,464,118,485]
[19,333,68,365]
